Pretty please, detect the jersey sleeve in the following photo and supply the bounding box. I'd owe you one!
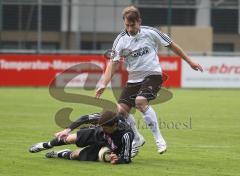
[68,113,100,130]
[149,28,172,47]
[116,132,134,164]
[112,34,124,62]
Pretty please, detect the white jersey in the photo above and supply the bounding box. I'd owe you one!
[112,26,172,83]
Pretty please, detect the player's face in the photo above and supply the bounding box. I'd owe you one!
[124,19,141,36]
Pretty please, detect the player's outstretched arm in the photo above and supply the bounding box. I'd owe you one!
[55,114,100,139]
[95,60,119,98]
[168,42,203,72]
[55,128,71,139]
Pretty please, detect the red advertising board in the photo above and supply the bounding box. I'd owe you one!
[0,54,181,87]
[0,54,106,86]
[160,56,181,88]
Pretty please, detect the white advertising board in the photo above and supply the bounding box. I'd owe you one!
[182,56,240,88]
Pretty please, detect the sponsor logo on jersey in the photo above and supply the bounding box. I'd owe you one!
[131,47,150,58]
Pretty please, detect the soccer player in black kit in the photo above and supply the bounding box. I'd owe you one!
[29,111,134,164]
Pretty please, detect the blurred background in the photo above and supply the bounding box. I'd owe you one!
[0,0,239,54]
[1,2,240,176]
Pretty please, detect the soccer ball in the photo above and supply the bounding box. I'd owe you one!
[98,146,111,162]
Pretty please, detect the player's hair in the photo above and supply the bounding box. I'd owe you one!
[122,5,141,22]
[98,110,118,126]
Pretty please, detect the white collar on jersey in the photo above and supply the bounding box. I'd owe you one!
[125,28,141,37]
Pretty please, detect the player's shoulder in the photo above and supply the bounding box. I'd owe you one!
[116,29,128,38]
[118,120,133,134]
[113,29,127,46]
[140,25,161,34]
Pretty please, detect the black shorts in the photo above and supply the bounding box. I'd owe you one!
[118,74,163,108]
[75,128,106,161]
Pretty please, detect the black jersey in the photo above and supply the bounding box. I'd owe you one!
[74,116,134,164]
[104,120,134,164]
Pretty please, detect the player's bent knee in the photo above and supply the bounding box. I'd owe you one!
[135,96,148,112]
[70,149,81,160]
[66,134,77,144]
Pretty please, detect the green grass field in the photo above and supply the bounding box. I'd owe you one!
[0,88,239,176]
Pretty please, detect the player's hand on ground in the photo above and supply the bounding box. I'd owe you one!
[95,85,106,98]
[54,128,71,139]
[189,61,203,72]
[110,153,118,164]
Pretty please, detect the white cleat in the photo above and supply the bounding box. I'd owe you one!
[157,142,167,154]
[45,149,71,158]
[131,135,145,158]
[29,142,48,153]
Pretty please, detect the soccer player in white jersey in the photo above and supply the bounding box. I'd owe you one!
[96,6,203,156]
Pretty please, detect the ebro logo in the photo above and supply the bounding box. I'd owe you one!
[206,64,240,74]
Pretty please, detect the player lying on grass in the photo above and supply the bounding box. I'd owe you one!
[29,111,134,164]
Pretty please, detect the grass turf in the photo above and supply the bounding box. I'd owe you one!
[0,88,239,176]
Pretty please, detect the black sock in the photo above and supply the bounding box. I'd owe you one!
[43,138,67,148]
[58,151,72,160]
[50,138,68,146]
[42,142,52,149]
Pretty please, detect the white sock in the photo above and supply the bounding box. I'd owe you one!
[125,114,142,141]
[142,106,166,145]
